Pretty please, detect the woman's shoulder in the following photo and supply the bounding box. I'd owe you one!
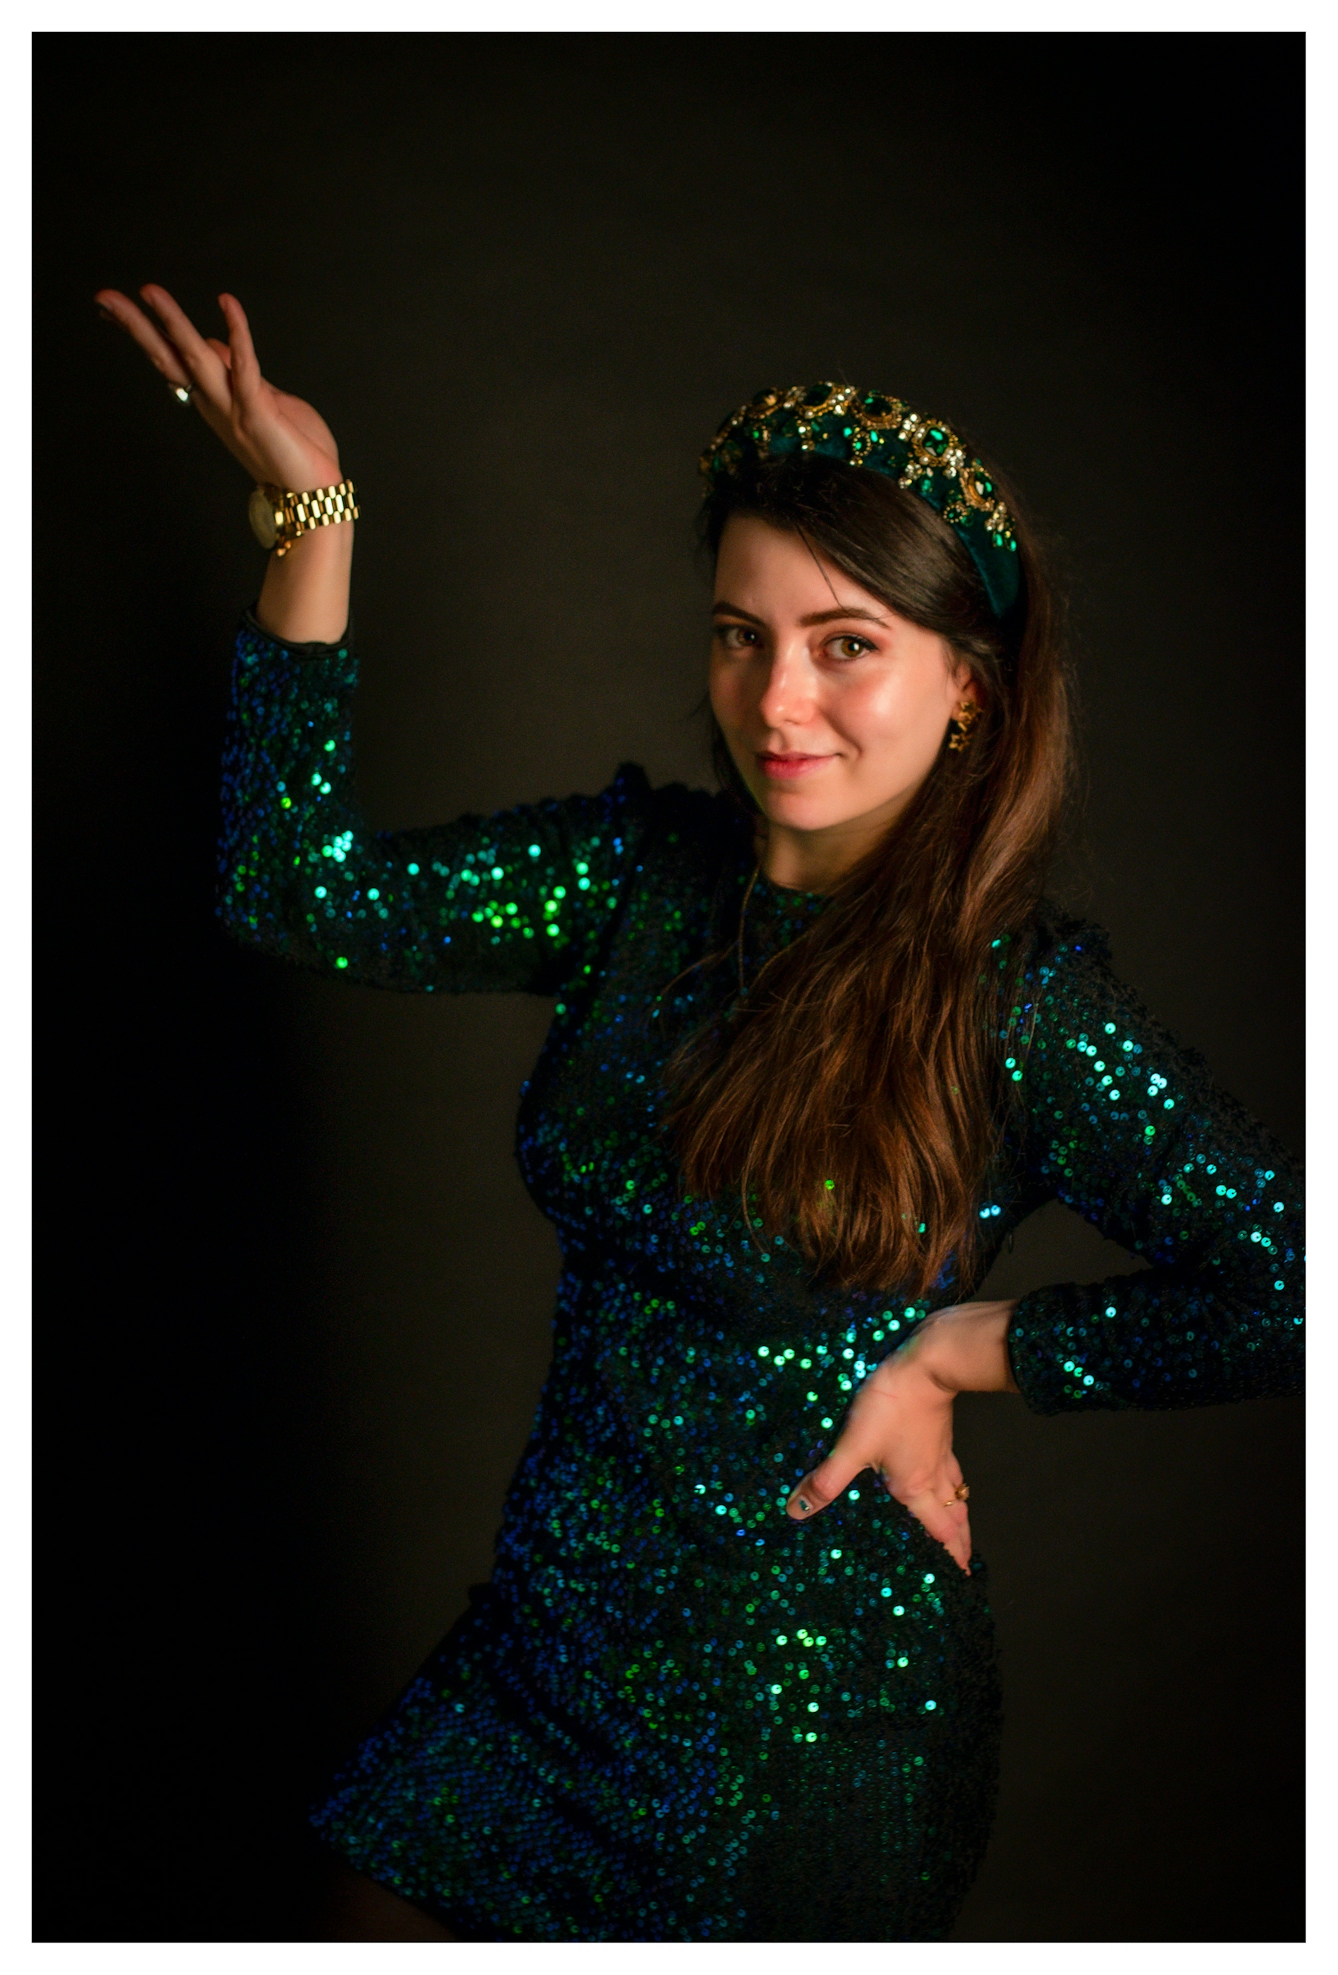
[1013,899,1143,1028]
[1015,899,1215,1082]
[986,902,1113,1020]
[1026,899,1113,970]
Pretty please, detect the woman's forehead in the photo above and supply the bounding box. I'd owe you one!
[713,515,883,617]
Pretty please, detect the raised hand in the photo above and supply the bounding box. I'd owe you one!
[95,284,343,494]
[95,283,353,643]
[784,1298,1020,1574]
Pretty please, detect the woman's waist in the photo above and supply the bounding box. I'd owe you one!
[498,1435,982,1619]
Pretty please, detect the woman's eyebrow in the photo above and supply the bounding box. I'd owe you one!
[711,601,889,626]
[799,605,889,627]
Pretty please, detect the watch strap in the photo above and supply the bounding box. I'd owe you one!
[254,478,359,557]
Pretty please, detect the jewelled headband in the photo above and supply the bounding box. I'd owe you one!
[699,383,1021,620]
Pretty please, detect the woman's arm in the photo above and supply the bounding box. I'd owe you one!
[96,282,659,995]
[220,613,655,994]
[254,520,352,648]
[1006,922,1303,1413]
[94,284,352,644]
[783,923,1302,1572]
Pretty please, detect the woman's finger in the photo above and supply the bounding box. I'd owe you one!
[217,292,263,406]
[946,1499,971,1567]
[138,284,232,409]
[95,289,193,389]
[205,336,233,368]
[785,1432,875,1521]
[897,1484,973,1572]
[213,295,342,485]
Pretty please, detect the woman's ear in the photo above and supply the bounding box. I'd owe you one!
[949,663,981,709]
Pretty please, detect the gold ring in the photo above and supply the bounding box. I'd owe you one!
[943,1483,970,1506]
[172,383,195,404]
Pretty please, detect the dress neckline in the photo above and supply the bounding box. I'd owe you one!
[720,808,831,913]
[748,867,830,908]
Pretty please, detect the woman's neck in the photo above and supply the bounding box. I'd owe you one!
[754,810,894,894]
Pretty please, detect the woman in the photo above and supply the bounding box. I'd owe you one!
[95,283,1304,1943]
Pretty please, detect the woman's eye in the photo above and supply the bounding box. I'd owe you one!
[715,624,760,649]
[830,635,874,659]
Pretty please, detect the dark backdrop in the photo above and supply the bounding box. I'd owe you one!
[36,31,1303,1943]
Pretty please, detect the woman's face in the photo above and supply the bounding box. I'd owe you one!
[709,513,976,888]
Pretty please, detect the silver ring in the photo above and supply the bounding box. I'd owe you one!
[172,383,195,404]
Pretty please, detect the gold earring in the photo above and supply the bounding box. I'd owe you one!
[947,699,980,752]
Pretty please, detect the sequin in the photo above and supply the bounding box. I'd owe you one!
[217,614,1303,1941]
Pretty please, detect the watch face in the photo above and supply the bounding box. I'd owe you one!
[248,486,280,550]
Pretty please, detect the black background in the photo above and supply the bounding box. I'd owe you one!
[36,31,1303,1943]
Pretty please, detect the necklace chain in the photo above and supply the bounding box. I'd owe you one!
[736,859,761,998]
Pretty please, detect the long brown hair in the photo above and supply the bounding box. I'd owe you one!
[665,449,1072,1296]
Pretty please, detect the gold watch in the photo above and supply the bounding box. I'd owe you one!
[248,478,359,558]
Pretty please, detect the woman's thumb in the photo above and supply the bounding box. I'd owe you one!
[785,1446,864,1521]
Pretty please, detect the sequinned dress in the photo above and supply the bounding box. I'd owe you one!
[219,615,1303,1943]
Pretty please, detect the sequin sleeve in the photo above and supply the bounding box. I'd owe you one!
[1004,920,1303,1414]
[218,615,657,994]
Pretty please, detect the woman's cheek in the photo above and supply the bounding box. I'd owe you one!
[839,677,903,759]
[708,664,746,734]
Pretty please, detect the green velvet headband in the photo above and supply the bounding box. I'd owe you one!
[699,383,1021,621]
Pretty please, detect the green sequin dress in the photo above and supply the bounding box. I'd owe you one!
[219,614,1303,1942]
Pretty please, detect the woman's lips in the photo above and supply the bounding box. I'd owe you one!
[756,751,834,781]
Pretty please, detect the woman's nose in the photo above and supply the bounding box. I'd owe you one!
[756,650,814,729]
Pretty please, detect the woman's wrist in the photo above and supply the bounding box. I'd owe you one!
[904,1300,1021,1396]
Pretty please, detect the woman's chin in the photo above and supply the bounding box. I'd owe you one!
[756,789,847,832]
[754,779,910,842]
